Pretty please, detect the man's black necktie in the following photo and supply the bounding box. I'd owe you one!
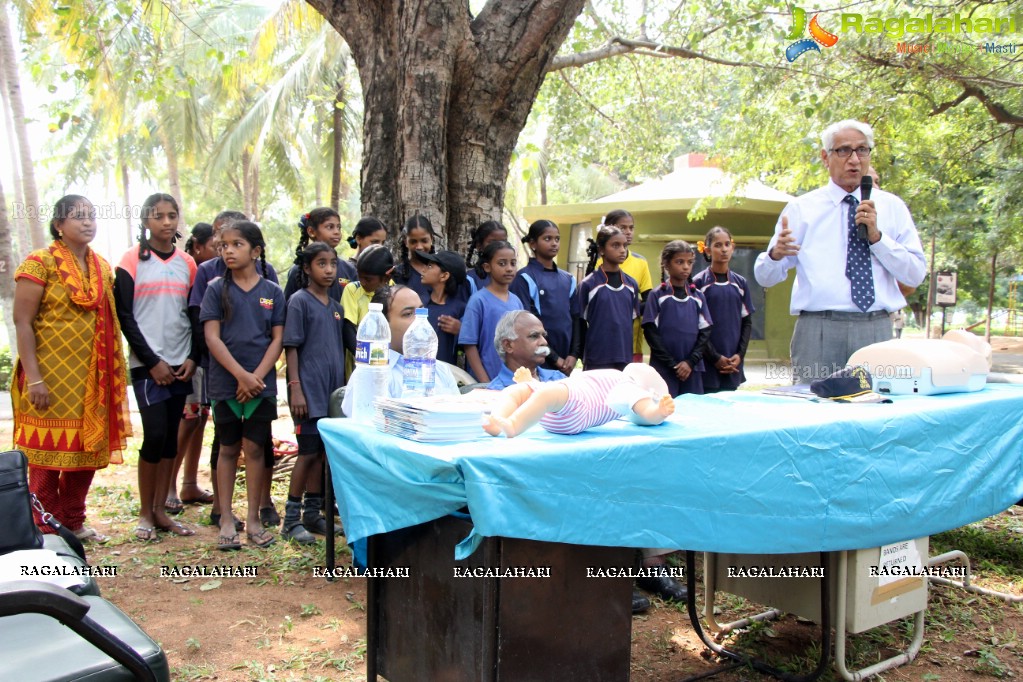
[844,194,875,312]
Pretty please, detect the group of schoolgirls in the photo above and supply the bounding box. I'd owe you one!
[377,209,757,399]
[116,198,754,550]
[113,199,383,551]
[578,210,756,397]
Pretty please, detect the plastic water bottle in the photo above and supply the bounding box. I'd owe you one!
[350,302,391,422]
[402,308,438,398]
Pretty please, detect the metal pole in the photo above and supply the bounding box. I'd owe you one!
[925,233,936,338]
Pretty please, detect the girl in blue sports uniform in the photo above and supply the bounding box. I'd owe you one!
[577,225,639,371]
[459,240,523,382]
[510,219,578,375]
[643,240,713,396]
[692,226,755,392]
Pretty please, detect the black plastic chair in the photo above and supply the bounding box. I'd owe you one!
[0,450,169,681]
[0,581,168,681]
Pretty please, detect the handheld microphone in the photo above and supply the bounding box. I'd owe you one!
[857,175,872,241]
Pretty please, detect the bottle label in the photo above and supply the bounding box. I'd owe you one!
[421,358,436,390]
[355,340,389,367]
[403,358,436,394]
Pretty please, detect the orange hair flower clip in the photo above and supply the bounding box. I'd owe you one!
[697,240,706,253]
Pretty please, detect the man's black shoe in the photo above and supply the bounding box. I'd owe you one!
[632,590,651,614]
[636,574,688,603]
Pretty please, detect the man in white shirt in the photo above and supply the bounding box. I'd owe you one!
[754,119,926,382]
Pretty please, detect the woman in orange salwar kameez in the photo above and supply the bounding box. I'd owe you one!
[12,195,132,542]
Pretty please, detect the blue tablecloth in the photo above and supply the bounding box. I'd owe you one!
[321,385,1023,559]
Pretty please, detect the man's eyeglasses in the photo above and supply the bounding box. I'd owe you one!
[829,146,872,159]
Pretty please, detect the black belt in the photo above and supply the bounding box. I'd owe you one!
[799,310,890,321]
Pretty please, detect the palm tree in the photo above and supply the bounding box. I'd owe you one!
[206,1,358,218]
[0,0,44,250]
[0,57,30,260]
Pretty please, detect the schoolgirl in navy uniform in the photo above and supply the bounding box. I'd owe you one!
[692,226,754,392]
[392,214,439,300]
[577,225,639,371]
[346,216,387,272]
[282,242,346,544]
[510,219,578,374]
[283,207,356,301]
[200,222,284,550]
[415,249,469,366]
[465,220,508,292]
[643,240,713,396]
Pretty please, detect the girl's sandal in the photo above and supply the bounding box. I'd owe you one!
[164,497,184,515]
[218,533,242,551]
[246,529,275,548]
[134,526,158,542]
[156,521,196,537]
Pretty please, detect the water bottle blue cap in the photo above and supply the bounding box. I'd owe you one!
[415,308,428,315]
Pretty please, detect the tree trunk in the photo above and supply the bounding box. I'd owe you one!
[241,149,253,218]
[924,233,936,338]
[250,162,260,222]
[0,4,45,250]
[308,0,586,250]
[0,51,27,261]
[158,126,184,224]
[986,251,997,343]
[0,175,18,351]
[120,156,132,246]
[330,80,345,212]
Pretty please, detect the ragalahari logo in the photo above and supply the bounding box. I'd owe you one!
[785,7,839,62]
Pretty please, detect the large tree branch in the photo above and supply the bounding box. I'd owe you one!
[936,83,1023,127]
[471,0,587,72]
[305,0,384,69]
[548,36,773,72]
[931,90,972,116]
[852,48,1022,127]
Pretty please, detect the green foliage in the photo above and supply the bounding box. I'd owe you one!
[18,0,362,238]
[0,345,12,391]
[522,0,1022,306]
[12,0,1023,311]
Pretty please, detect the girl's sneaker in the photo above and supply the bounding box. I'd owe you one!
[302,493,343,535]
[282,499,316,544]
[283,522,316,545]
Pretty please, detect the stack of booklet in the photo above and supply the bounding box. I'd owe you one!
[760,385,819,400]
[373,393,498,442]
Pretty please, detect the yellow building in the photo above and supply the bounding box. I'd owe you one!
[523,154,796,361]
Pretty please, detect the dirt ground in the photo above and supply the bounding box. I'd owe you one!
[79,495,1023,682]
[5,336,1023,681]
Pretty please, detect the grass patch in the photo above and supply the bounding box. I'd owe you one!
[170,663,217,680]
